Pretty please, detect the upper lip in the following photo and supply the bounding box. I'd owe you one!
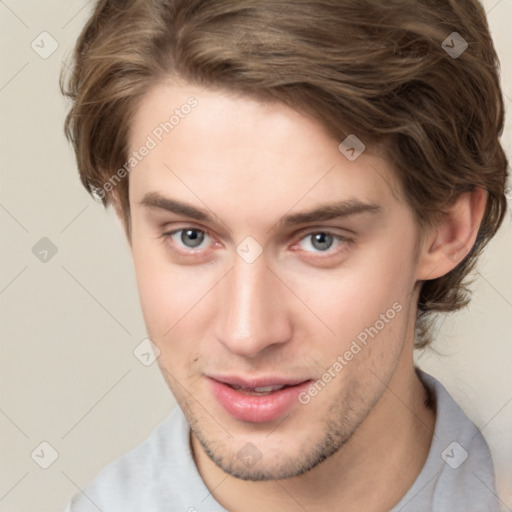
[208,375,311,388]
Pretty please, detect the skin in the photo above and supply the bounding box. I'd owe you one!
[121,80,486,511]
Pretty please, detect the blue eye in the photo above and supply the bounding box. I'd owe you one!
[298,232,344,253]
[162,227,350,261]
[169,228,209,249]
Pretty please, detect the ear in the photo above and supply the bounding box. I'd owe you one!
[416,187,487,281]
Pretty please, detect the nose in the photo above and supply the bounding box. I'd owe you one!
[214,252,293,358]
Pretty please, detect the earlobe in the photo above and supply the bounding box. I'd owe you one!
[416,187,487,281]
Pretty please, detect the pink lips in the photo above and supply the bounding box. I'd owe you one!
[207,375,312,423]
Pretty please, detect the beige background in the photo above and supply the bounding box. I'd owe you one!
[0,1,511,511]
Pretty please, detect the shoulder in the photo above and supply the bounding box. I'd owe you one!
[63,405,215,511]
[392,369,500,512]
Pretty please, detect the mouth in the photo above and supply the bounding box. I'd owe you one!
[207,375,313,423]
[225,383,292,396]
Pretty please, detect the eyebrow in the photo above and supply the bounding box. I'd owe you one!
[139,191,382,228]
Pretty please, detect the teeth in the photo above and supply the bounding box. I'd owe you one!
[253,385,286,392]
[230,384,287,392]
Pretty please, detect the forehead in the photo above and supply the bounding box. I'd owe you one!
[127,81,404,227]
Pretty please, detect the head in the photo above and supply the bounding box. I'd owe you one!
[61,0,508,480]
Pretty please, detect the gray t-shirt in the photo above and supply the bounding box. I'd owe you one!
[63,370,500,511]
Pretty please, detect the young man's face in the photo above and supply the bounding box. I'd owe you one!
[127,81,426,480]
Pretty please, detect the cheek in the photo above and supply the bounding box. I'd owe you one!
[285,242,413,341]
[131,238,212,342]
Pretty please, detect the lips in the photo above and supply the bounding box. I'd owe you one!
[209,374,309,389]
[207,375,312,423]
[229,384,288,395]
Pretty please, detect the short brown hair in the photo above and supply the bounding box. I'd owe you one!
[60,0,509,347]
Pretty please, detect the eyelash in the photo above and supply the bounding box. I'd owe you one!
[160,226,353,260]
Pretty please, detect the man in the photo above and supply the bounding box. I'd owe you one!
[60,0,508,510]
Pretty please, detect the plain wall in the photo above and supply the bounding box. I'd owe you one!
[0,1,511,511]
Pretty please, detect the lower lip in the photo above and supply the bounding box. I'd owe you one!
[208,378,312,423]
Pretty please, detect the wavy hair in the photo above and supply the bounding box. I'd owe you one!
[60,0,509,347]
